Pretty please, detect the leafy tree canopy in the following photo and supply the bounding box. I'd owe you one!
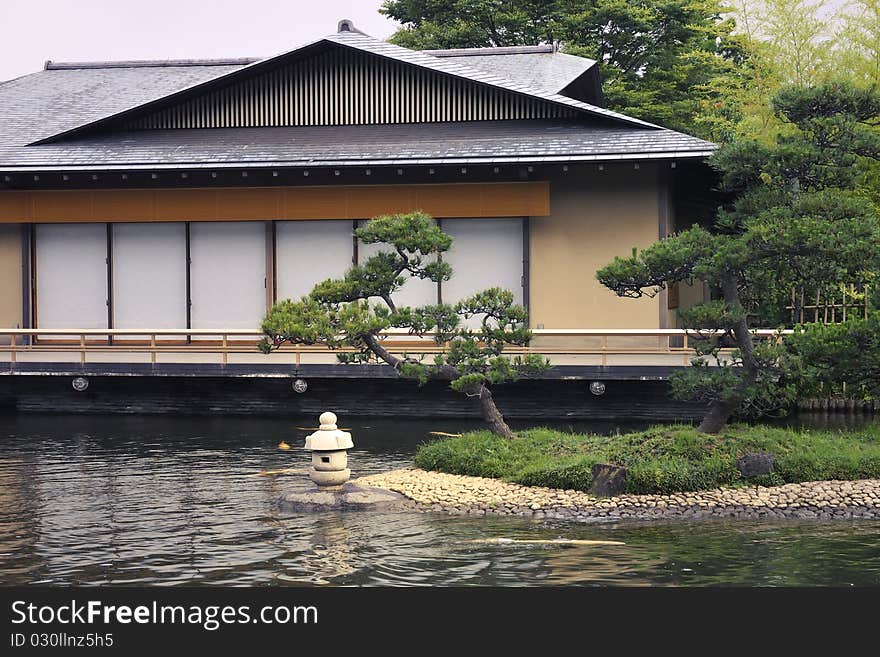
[596,81,880,432]
[380,0,741,136]
[783,312,880,401]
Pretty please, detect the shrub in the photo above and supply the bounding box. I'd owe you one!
[414,423,880,494]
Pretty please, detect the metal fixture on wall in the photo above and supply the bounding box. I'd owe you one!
[589,381,606,396]
[292,379,308,393]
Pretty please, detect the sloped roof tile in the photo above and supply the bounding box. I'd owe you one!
[0,28,714,172]
[423,46,596,95]
[0,120,714,171]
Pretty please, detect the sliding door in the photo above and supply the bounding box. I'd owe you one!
[442,218,524,326]
[276,220,353,301]
[189,222,266,331]
[35,223,108,331]
[112,223,187,332]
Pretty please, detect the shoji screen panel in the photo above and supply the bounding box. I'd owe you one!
[189,222,267,333]
[112,223,187,335]
[35,223,108,333]
[276,220,353,302]
[442,218,524,325]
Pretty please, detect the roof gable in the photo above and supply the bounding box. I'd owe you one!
[30,30,656,145]
[0,64,245,148]
[325,32,647,126]
[120,41,581,131]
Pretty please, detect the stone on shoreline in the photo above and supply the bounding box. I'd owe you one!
[353,469,880,522]
[736,452,775,478]
[590,463,628,497]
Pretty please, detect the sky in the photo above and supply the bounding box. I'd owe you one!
[0,0,398,82]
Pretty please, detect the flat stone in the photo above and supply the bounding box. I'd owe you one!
[736,452,775,478]
[590,463,628,497]
[277,483,413,512]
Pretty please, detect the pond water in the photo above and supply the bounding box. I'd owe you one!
[1,413,879,586]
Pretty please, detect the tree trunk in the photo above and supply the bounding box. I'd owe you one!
[476,384,515,439]
[697,274,759,434]
[363,333,516,438]
[697,398,738,433]
[363,333,401,369]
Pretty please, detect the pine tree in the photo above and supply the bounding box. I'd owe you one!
[260,213,548,438]
[596,82,880,432]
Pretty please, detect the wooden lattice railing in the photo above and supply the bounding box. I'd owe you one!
[0,327,793,367]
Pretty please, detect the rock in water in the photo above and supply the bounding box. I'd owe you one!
[277,483,413,512]
[736,452,775,478]
[590,464,627,497]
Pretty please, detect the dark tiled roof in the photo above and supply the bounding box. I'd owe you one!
[0,120,715,171]
[0,48,594,148]
[424,46,596,95]
[0,65,243,146]
[0,28,715,172]
[44,58,261,69]
[5,30,654,149]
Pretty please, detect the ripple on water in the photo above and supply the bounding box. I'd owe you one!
[1,413,879,586]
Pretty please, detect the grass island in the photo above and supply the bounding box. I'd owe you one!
[356,425,880,522]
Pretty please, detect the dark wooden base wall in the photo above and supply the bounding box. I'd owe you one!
[0,374,703,420]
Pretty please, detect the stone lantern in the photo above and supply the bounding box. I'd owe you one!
[304,412,353,488]
[278,411,408,511]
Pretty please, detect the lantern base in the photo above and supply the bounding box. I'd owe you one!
[277,483,411,512]
[309,467,351,488]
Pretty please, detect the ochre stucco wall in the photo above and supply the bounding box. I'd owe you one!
[667,280,708,328]
[529,167,663,329]
[0,224,22,330]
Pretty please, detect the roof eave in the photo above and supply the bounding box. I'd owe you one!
[0,149,716,174]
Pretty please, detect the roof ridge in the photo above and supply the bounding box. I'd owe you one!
[30,29,659,145]
[424,45,555,57]
[45,58,261,70]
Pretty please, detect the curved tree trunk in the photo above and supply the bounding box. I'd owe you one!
[476,384,515,439]
[698,275,759,434]
[363,333,516,438]
[697,398,738,433]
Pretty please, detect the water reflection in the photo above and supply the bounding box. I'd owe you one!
[0,413,878,586]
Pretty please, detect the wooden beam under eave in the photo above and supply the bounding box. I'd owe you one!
[0,181,550,223]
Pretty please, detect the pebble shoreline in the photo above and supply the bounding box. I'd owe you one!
[354,469,880,521]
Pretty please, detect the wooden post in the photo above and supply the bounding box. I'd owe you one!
[150,334,157,365]
[9,333,16,363]
[80,333,86,366]
[601,334,607,367]
[222,334,228,365]
[682,332,689,366]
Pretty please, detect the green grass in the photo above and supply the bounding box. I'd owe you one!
[413,424,880,494]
